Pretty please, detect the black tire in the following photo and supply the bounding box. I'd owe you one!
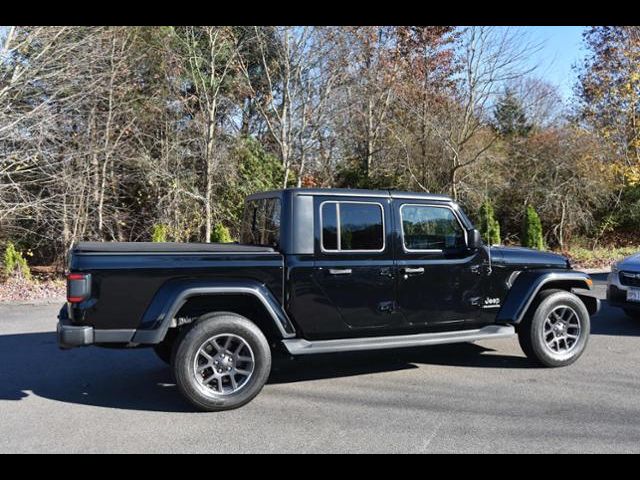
[172,312,271,412]
[518,290,590,368]
[624,309,640,321]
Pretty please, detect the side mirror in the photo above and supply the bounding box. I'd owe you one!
[468,228,483,250]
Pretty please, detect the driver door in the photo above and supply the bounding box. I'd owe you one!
[393,201,487,330]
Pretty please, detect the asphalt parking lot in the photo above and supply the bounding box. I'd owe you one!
[1,274,639,453]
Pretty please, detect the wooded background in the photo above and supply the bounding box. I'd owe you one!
[1,26,639,267]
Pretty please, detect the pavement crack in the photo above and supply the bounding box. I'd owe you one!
[420,415,446,452]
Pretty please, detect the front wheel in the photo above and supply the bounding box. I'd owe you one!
[173,313,271,412]
[518,290,590,368]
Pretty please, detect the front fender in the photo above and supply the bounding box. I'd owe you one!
[496,270,596,325]
[132,278,295,344]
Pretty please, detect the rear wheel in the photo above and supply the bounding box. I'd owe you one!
[173,313,271,412]
[518,290,590,368]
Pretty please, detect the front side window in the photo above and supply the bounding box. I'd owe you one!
[240,198,281,247]
[321,202,384,252]
[401,205,466,251]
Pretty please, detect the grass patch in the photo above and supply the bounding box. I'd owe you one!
[561,246,639,270]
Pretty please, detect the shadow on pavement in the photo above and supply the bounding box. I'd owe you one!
[0,330,531,412]
[4,290,634,412]
[0,331,193,412]
[269,343,534,385]
[591,300,640,337]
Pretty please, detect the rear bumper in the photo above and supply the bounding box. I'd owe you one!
[57,305,136,348]
[57,321,94,348]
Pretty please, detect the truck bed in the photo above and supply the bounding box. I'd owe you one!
[73,242,275,254]
[68,242,284,331]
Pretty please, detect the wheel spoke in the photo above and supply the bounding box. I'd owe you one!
[194,333,255,397]
[199,349,214,361]
[542,305,583,355]
[216,377,225,393]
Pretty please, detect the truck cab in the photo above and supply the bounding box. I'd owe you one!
[275,189,491,339]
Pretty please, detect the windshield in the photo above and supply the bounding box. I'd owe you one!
[240,198,281,247]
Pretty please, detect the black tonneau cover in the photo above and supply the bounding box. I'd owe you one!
[73,242,275,254]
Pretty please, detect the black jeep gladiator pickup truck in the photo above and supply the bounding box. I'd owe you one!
[58,188,600,411]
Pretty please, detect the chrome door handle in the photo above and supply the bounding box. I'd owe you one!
[403,267,425,275]
[329,268,352,275]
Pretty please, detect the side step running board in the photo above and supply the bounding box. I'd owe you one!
[282,325,516,356]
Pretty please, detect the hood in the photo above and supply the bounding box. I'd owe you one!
[491,246,570,269]
[619,252,640,269]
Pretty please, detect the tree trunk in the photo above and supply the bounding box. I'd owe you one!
[281,136,290,188]
[204,100,217,243]
[365,96,374,178]
[558,201,566,250]
[297,148,306,188]
[450,167,459,200]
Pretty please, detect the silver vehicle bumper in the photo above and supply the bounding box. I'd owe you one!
[57,306,136,348]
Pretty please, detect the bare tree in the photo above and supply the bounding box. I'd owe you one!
[433,26,540,199]
[1,27,100,258]
[237,26,308,187]
[508,77,566,128]
[174,26,241,242]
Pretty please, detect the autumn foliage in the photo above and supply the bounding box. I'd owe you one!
[0,25,637,273]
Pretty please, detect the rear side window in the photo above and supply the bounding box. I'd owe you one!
[400,204,466,251]
[321,202,384,252]
[241,198,281,247]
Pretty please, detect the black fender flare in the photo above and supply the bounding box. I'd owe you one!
[132,278,296,344]
[496,270,599,325]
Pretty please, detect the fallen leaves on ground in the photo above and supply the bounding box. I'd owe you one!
[0,276,65,303]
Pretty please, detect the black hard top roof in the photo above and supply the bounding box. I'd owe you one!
[246,188,453,202]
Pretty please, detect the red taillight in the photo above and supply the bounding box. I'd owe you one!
[67,272,91,304]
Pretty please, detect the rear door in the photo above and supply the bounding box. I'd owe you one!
[312,197,402,334]
[393,200,487,329]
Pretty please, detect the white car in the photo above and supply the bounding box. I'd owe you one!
[608,253,640,320]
